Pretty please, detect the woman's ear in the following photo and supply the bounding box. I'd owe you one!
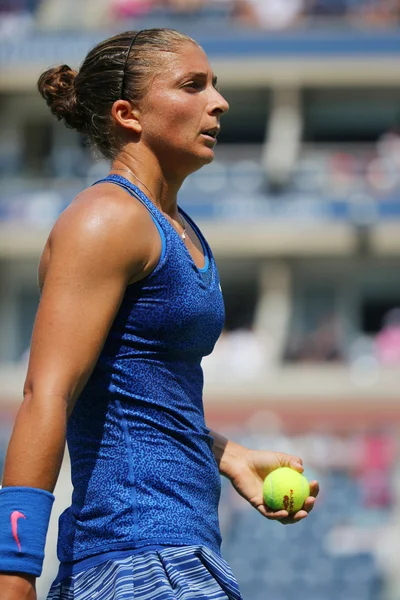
[111,100,142,135]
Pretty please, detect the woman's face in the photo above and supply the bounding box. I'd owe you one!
[139,42,230,176]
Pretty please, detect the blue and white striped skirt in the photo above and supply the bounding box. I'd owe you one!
[46,545,243,600]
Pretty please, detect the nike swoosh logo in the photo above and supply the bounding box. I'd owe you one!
[11,510,26,552]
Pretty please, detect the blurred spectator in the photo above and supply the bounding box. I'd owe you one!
[165,0,207,13]
[202,328,269,381]
[110,0,156,19]
[0,0,36,37]
[37,0,112,29]
[365,155,399,196]
[377,122,400,170]
[284,314,343,363]
[349,0,400,27]
[372,122,400,195]
[307,0,347,17]
[355,429,396,509]
[0,0,39,13]
[329,151,359,197]
[161,0,234,18]
[375,308,400,365]
[234,0,305,29]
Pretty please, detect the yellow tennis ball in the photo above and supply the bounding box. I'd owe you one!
[263,467,310,513]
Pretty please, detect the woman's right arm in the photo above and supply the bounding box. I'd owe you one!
[0,186,159,599]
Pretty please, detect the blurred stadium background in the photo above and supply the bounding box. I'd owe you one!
[1,1,400,598]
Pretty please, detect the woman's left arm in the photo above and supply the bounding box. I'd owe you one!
[209,429,319,524]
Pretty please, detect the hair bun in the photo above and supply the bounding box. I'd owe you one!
[37,65,87,133]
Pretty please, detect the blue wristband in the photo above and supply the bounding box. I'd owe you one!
[0,486,54,576]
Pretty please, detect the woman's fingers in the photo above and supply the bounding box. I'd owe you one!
[309,480,320,498]
[257,504,289,520]
[304,495,316,510]
[278,509,309,525]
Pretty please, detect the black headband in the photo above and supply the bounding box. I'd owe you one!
[120,30,143,100]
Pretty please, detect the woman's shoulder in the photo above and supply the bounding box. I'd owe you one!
[61,181,154,232]
[40,182,161,287]
[52,181,158,243]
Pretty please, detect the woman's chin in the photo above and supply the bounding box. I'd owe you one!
[203,152,215,165]
[192,154,215,173]
[176,147,216,177]
[198,146,216,164]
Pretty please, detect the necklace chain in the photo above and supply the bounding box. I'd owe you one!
[111,167,186,240]
[177,212,187,240]
[111,168,157,204]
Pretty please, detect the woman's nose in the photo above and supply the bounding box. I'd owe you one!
[210,91,229,116]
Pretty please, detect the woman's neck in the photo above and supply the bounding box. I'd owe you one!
[111,149,184,217]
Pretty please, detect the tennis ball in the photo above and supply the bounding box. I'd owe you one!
[263,467,310,514]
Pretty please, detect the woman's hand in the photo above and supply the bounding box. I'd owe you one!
[228,448,319,524]
[0,573,36,600]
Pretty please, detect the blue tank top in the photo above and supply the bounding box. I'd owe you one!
[57,175,225,563]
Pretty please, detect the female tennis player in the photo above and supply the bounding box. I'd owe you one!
[0,29,319,600]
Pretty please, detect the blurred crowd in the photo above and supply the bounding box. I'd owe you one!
[295,126,400,202]
[1,0,400,30]
[282,305,400,366]
[200,303,400,379]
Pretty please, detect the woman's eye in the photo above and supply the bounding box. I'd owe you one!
[185,82,203,91]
